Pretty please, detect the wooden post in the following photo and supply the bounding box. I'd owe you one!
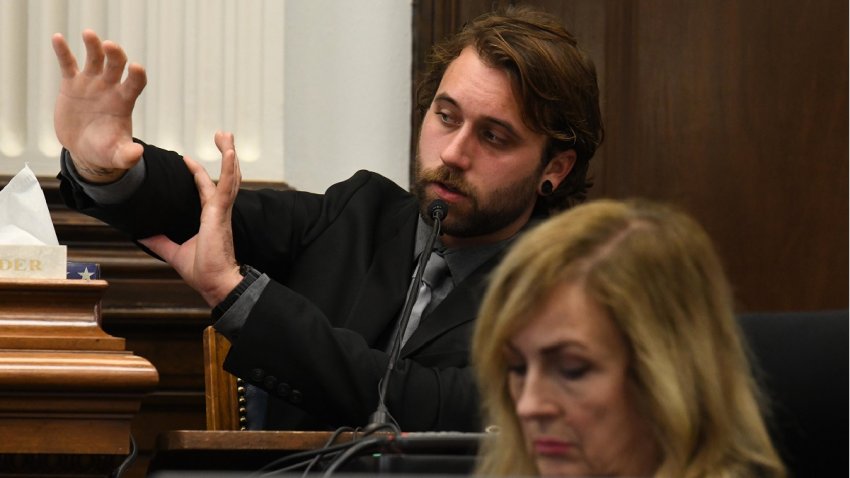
[0,279,159,476]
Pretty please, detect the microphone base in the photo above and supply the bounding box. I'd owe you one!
[364,409,398,434]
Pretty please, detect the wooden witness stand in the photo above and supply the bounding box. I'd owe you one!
[149,327,480,475]
[151,429,482,475]
[147,327,367,473]
[151,430,366,474]
[0,278,158,477]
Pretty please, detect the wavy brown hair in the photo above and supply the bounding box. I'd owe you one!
[416,6,604,212]
[473,199,786,478]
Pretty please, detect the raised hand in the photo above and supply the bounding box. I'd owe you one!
[139,132,244,307]
[52,29,147,183]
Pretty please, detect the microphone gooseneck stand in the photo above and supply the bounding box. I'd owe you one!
[366,199,448,431]
[253,201,452,477]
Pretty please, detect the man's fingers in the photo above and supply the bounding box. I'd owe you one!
[138,235,179,264]
[219,148,237,192]
[81,29,105,76]
[184,133,241,211]
[182,154,217,203]
[233,146,242,190]
[102,41,128,84]
[121,63,148,101]
[214,130,235,153]
[215,131,241,196]
[183,154,211,181]
[51,33,79,79]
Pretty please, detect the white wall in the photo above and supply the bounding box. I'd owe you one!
[284,0,412,192]
[0,0,411,194]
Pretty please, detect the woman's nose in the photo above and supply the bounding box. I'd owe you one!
[515,370,560,420]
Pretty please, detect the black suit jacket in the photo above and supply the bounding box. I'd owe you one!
[58,142,496,431]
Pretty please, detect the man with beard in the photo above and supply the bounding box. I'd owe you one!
[52,6,602,432]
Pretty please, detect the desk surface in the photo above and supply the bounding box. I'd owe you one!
[151,430,481,475]
[152,430,353,474]
[157,430,359,451]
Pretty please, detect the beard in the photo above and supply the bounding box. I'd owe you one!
[413,157,541,238]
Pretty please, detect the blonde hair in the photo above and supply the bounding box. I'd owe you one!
[472,199,785,478]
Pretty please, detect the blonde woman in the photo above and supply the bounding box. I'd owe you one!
[473,199,785,477]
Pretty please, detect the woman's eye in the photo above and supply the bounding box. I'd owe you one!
[560,364,590,380]
[506,362,527,376]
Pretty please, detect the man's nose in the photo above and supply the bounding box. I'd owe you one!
[440,126,474,170]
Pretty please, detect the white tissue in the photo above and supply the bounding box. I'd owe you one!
[0,165,59,245]
[0,165,66,279]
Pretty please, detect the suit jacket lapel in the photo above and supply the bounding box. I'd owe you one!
[400,252,501,356]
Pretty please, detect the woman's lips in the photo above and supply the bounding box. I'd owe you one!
[533,438,575,456]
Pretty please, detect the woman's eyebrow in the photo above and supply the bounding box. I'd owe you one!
[505,339,588,358]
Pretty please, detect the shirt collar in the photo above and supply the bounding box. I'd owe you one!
[412,215,542,284]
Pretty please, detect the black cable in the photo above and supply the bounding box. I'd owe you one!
[260,452,341,475]
[253,440,357,477]
[255,425,396,476]
[320,435,391,477]
[273,451,344,475]
[110,434,137,478]
[300,426,355,477]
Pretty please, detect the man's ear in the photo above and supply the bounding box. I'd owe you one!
[541,149,577,191]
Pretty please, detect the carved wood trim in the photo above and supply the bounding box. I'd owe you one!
[203,326,240,431]
[0,279,158,456]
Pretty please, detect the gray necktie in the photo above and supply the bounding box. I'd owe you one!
[401,251,451,347]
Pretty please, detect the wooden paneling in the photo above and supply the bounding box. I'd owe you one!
[412,0,848,312]
[599,0,847,311]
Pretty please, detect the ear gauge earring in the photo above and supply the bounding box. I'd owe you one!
[540,180,553,196]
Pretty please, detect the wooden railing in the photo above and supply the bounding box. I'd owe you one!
[0,278,158,477]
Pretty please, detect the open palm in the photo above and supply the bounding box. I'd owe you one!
[52,29,146,182]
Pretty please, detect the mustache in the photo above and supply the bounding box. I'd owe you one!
[417,166,474,197]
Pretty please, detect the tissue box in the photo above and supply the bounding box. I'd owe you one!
[67,261,101,280]
[0,245,67,279]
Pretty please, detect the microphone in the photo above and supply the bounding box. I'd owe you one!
[367,200,449,431]
[428,199,448,222]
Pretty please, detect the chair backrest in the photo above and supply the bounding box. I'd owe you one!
[737,310,848,477]
[202,326,244,430]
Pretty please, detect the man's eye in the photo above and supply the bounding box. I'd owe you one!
[482,130,506,146]
[436,111,457,125]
